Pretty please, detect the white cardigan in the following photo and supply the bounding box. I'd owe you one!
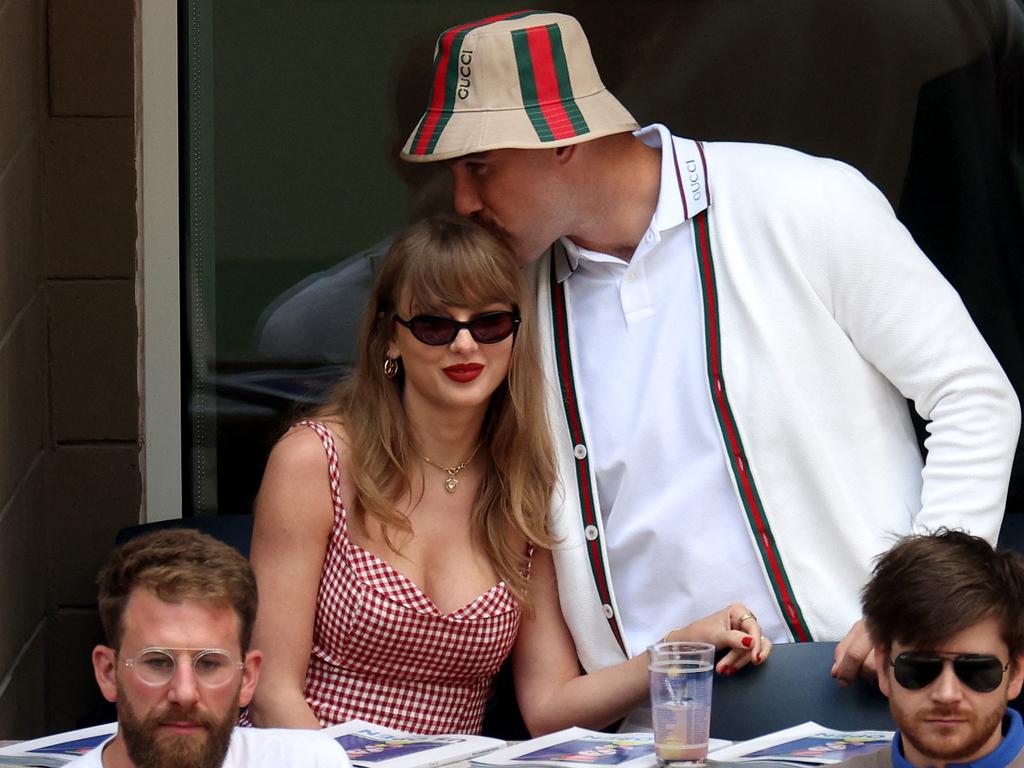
[526,135,1020,672]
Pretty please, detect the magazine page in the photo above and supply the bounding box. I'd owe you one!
[0,723,116,768]
[708,721,892,765]
[470,727,659,768]
[323,719,505,768]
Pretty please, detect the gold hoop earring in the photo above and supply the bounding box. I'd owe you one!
[383,356,399,379]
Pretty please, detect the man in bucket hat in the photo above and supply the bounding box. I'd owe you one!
[401,11,1020,718]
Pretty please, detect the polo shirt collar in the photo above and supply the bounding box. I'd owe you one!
[553,123,710,283]
[637,123,689,232]
[891,708,1024,768]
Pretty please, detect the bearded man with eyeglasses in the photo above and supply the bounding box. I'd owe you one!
[67,529,347,768]
[840,530,1024,768]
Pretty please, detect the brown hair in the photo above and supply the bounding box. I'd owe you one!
[316,214,556,602]
[97,528,258,652]
[862,528,1024,656]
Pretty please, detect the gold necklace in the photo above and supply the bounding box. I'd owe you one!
[422,444,480,493]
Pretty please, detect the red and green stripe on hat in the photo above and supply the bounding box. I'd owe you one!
[511,23,589,142]
[409,12,591,157]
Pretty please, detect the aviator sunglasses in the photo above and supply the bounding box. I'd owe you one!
[393,310,520,346]
[891,651,1009,693]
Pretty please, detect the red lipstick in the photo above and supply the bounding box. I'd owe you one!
[444,364,483,383]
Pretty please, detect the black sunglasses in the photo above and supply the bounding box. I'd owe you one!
[891,652,1009,693]
[393,311,520,346]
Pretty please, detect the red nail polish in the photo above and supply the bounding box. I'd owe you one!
[756,653,762,662]
[742,636,753,648]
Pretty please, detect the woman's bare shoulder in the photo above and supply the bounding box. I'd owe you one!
[269,419,352,468]
[257,425,339,529]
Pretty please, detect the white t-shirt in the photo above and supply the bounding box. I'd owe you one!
[65,727,350,768]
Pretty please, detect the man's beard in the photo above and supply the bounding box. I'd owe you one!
[894,699,1006,764]
[117,684,237,768]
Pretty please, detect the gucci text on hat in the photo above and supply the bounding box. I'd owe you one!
[402,11,638,162]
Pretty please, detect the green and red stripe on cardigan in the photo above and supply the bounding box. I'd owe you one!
[690,208,811,642]
[549,251,627,654]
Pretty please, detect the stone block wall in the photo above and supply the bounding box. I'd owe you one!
[0,0,141,738]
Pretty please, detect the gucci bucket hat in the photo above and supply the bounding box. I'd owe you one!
[401,11,638,162]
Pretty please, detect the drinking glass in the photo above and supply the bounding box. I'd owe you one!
[649,641,715,767]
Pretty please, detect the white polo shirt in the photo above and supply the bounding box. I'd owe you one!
[562,124,787,655]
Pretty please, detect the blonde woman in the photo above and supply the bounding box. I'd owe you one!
[247,215,769,735]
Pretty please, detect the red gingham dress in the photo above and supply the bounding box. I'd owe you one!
[297,420,524,734]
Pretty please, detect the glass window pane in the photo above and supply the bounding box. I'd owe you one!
[182,0,1024,516]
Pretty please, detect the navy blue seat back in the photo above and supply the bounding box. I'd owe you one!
[998,513,1024,553]
[710,641,893,740]
[115,514,254,558]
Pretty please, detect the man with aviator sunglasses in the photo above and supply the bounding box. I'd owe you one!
[67,529,347,768]
[841,529,1024,768]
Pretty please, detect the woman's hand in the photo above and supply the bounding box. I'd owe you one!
[664,603,772,675]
